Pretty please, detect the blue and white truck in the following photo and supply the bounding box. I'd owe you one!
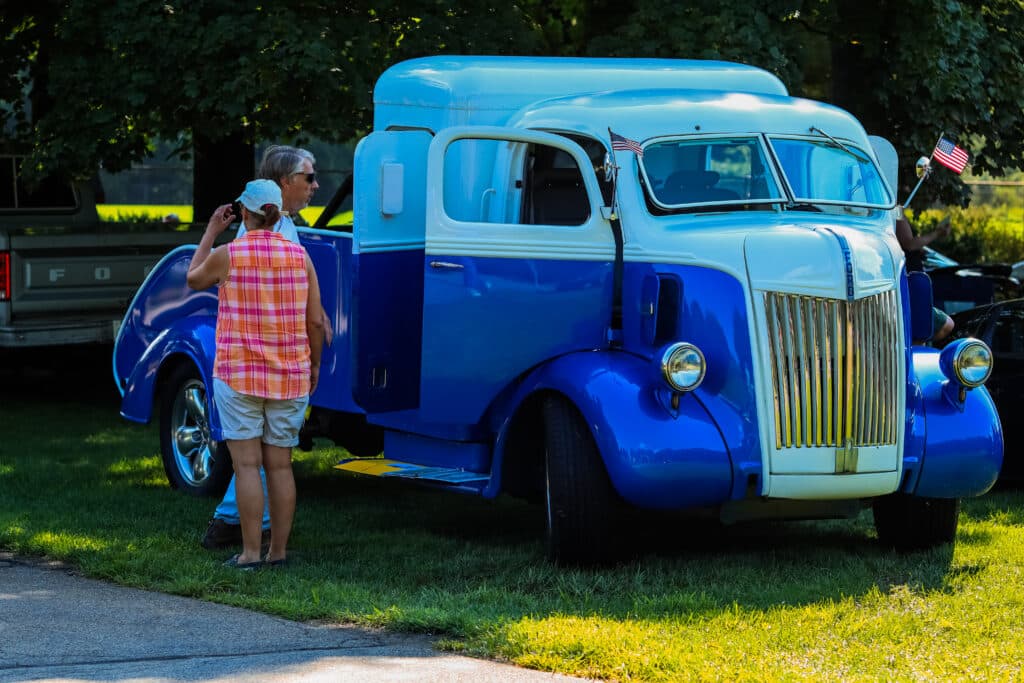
[113,56,1002,564]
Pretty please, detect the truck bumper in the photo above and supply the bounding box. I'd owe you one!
[0,318,120,347]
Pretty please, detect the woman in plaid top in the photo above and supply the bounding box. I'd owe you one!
[187,179,324,570]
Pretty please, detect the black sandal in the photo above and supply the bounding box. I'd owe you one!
[223,554,263,571]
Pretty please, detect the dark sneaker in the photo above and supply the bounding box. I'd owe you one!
[201,518,242,549]
[201,518,273,550]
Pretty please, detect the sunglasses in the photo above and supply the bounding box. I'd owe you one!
[292,172,317,184]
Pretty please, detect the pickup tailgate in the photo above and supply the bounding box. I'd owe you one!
[1,223,203,347]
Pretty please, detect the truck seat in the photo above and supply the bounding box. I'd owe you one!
[531,168,590,225]
[662,170,739,204]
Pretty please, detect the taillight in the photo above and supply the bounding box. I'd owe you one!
[0,251,9,301]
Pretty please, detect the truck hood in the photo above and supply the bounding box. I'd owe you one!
[744,224,897,300]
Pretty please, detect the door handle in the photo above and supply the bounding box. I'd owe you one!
[429,261,465,271]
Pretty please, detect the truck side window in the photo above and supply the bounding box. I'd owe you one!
[0,158,15,208]
[441,139,595,227]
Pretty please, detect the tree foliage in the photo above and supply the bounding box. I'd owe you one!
[2,1,536,215]
[2,1,1022,210]
[520,0,1024,206]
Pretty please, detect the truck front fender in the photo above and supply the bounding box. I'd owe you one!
[908,349,1003,498]
[492,350,733,509]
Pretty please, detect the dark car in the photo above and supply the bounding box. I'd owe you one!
[947,300,1024,482]
[923,248,1022,483]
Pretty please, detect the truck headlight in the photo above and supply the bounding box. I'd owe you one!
[940,338,993,388]
[659,342,706,392]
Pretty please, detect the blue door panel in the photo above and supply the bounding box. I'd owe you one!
[351,129,431,412]
[299,231,362,414]
[418,255,613,425]
[352,249,425,412]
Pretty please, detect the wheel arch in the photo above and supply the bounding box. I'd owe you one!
[119,318,218,429]
[496,388,562,501]
[488,352,622,501]
[488,349,732,509]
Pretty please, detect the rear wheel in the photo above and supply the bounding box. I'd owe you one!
[542,395,617,565]
[873,494,959,550]
[159,363,232,497]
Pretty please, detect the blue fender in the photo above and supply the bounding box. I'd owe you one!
[113,245,209,395]
[490,350,733,509]
[119,316,220,437]
[907,348,1003,497]
[115,243,224,435]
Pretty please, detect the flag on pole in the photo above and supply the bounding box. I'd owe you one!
[610,130,643,157]
[932,136,970,174]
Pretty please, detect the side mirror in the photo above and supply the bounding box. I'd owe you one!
[603,152,616,183]
[915,156,932,179]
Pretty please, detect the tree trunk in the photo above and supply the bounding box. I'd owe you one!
[192,130,254,224]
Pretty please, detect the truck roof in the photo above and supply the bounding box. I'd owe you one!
[509,89,871,147]
[373,56,789,131]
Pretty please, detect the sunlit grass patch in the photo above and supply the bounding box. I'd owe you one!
[97,204,192,222]
[84,430,130,446]
[106,455,168,489]
[29,530,110,555]
[96,204,349,227]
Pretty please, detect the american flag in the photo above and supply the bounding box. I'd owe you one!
[610,130,643,157]
[932,136,970,174]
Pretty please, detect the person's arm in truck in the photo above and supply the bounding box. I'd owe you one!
[304,254,325,393]
[186,204,234,290]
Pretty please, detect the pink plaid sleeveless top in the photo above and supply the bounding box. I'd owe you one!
[214,231,310,399]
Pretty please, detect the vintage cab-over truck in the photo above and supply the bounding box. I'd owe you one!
[113,56,1002,563]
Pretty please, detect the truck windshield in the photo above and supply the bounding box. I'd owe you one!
[642,136,784,209]
[766,136,892,209]
[639,134,892,213]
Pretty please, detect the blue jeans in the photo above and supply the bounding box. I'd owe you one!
[215,470,271,529]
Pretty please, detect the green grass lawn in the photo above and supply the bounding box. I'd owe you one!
[1,345,1022,681]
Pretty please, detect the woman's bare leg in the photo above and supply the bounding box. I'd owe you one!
[262,443,295,562]
[226,437,264,564]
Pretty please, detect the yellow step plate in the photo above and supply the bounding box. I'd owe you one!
[334,458,407,477]
[335,458,490,484]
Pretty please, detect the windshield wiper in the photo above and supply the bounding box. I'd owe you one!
[808,126,870,163]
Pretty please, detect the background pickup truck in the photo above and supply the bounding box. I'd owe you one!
[0,154,204,348]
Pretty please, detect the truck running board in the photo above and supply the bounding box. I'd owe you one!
[335,458,490,487]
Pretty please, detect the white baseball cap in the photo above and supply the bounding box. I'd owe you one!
[236,179,282,215]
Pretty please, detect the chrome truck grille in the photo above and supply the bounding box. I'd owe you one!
[763,290,901,449]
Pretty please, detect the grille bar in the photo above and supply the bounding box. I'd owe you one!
[765,290,900,449]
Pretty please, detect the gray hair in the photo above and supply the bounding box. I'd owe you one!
[258,145,316,183]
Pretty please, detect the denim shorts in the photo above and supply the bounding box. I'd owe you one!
[213,379,308,447]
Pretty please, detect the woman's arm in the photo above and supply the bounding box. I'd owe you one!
[304,255,325,393]
[187,204,234,290]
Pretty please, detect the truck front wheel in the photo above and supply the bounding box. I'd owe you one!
[542,395,617,565]
[872,494,959,550]
[159,363,233,497]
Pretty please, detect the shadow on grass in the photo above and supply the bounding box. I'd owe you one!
[1,346,1018,638]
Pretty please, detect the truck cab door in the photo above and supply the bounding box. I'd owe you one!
[419,127,615,427]
[351,129,431,412]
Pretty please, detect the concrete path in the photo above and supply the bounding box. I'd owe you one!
[0,553,585,682]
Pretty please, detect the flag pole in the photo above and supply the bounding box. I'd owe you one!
[902,132,942,209]
[607,127,621,220]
